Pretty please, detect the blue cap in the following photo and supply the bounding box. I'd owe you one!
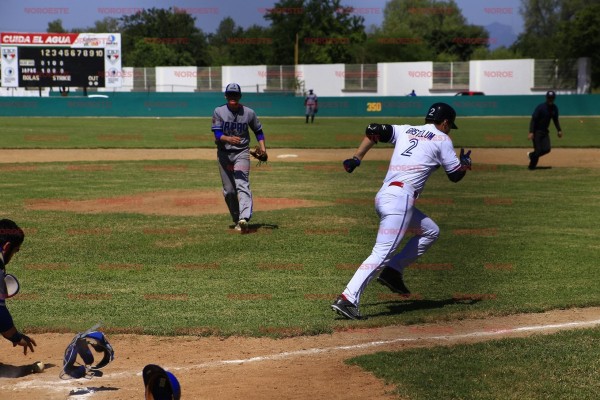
[225,83,241,94]
[143,364,181,400]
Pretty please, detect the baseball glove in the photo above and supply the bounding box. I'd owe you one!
[250,145,268,165]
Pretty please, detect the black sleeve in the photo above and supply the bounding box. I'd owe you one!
[447,169,466,183]
[365,123,394,143]
[553,106,562,131]
[529,104,540,132]
[0,306,15,333]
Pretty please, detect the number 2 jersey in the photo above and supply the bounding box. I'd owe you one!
[381,123,462,194]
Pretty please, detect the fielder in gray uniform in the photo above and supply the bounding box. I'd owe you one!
[212,83,267,232]
[304,89,318,123]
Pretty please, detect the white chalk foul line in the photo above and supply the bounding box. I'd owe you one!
[169,318,600,370]
[7,318,600,396]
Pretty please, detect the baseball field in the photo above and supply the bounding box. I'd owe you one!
[1,116,599,399]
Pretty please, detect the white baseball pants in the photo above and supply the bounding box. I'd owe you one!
[342,183,440,306]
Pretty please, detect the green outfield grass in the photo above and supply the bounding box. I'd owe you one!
[3,157,599,336]
[0,116,599,148]
[348,327,600,399]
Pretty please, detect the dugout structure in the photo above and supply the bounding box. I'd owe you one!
[1,32,122,89]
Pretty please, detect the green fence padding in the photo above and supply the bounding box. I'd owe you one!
[0,92,598,117]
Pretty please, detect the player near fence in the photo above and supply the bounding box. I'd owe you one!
[304,89,318,123]
[527,90,563,170]
[331,103,472,320]
[212,83,268,233]
[1,219,37,354]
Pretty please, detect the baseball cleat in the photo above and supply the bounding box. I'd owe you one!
[377,267,411,295]
[238,219,249,233]
[234,223,242,231]
[331,295,362,320]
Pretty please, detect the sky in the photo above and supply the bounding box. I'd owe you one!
[1,0,524,46]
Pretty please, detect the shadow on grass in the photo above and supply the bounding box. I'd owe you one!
[244,223,279,234]
[227,222,279,235]
[365,297,482,318]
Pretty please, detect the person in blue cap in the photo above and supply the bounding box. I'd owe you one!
[143,364,181,400]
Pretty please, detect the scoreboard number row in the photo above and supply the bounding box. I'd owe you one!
[39,48,104,57]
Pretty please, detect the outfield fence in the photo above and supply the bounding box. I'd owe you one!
[0,92,598,117]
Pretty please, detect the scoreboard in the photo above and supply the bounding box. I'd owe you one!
[1,32,122,88]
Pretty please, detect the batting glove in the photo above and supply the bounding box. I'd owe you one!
[459,148,472,170]
[343,157,361,173]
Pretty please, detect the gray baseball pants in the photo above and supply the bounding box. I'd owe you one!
[217,148,253,223]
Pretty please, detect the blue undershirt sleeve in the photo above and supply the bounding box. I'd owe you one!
[213,128,224,141]
[255,130,265,142]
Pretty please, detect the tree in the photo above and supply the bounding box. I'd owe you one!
[373,0,489,62]
[127,38,194,68]
[558,4,600,89]
[361,26,433,63]
[119,8,210,67]
[229,25,274,66]
[47,19,67,33]
[512,0,588,58]
[207,17,243,66]
[471,46,524,61]
[513,0,562,58]
[88,17,121,33]
[264,0,366,64]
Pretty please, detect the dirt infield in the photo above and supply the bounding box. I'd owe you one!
[2,148,600,168]
[2,307,600,399]
[25,189,330,216]
[1,147,599,399]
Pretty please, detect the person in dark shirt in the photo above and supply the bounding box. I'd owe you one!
[527,91,563,170]
[1,219,36,355]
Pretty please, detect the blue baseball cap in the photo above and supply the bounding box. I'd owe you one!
[143,364,181,400]
[225,83,241,95]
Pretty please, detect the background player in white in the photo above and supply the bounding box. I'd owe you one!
[304,89,318,124]
[212,83,267,232]
[332,103,472,320]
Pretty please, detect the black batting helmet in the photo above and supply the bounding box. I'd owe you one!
[425,102,458,129]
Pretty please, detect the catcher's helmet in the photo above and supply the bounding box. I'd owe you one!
[225,83,242,98]
[143,364,181,400]
[425,102,458,129]
[60,330,114,379]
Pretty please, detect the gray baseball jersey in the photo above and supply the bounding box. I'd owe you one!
[212,104,263,151]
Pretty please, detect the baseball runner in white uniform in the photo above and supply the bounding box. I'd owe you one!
[332,103,472,320]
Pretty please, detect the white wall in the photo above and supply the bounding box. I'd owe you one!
[298,64,345,96]
[156,66,197,92]
[379,61,433,97]
[470,59,534,95]
[222,65,266,94]
[4,59,576,97]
